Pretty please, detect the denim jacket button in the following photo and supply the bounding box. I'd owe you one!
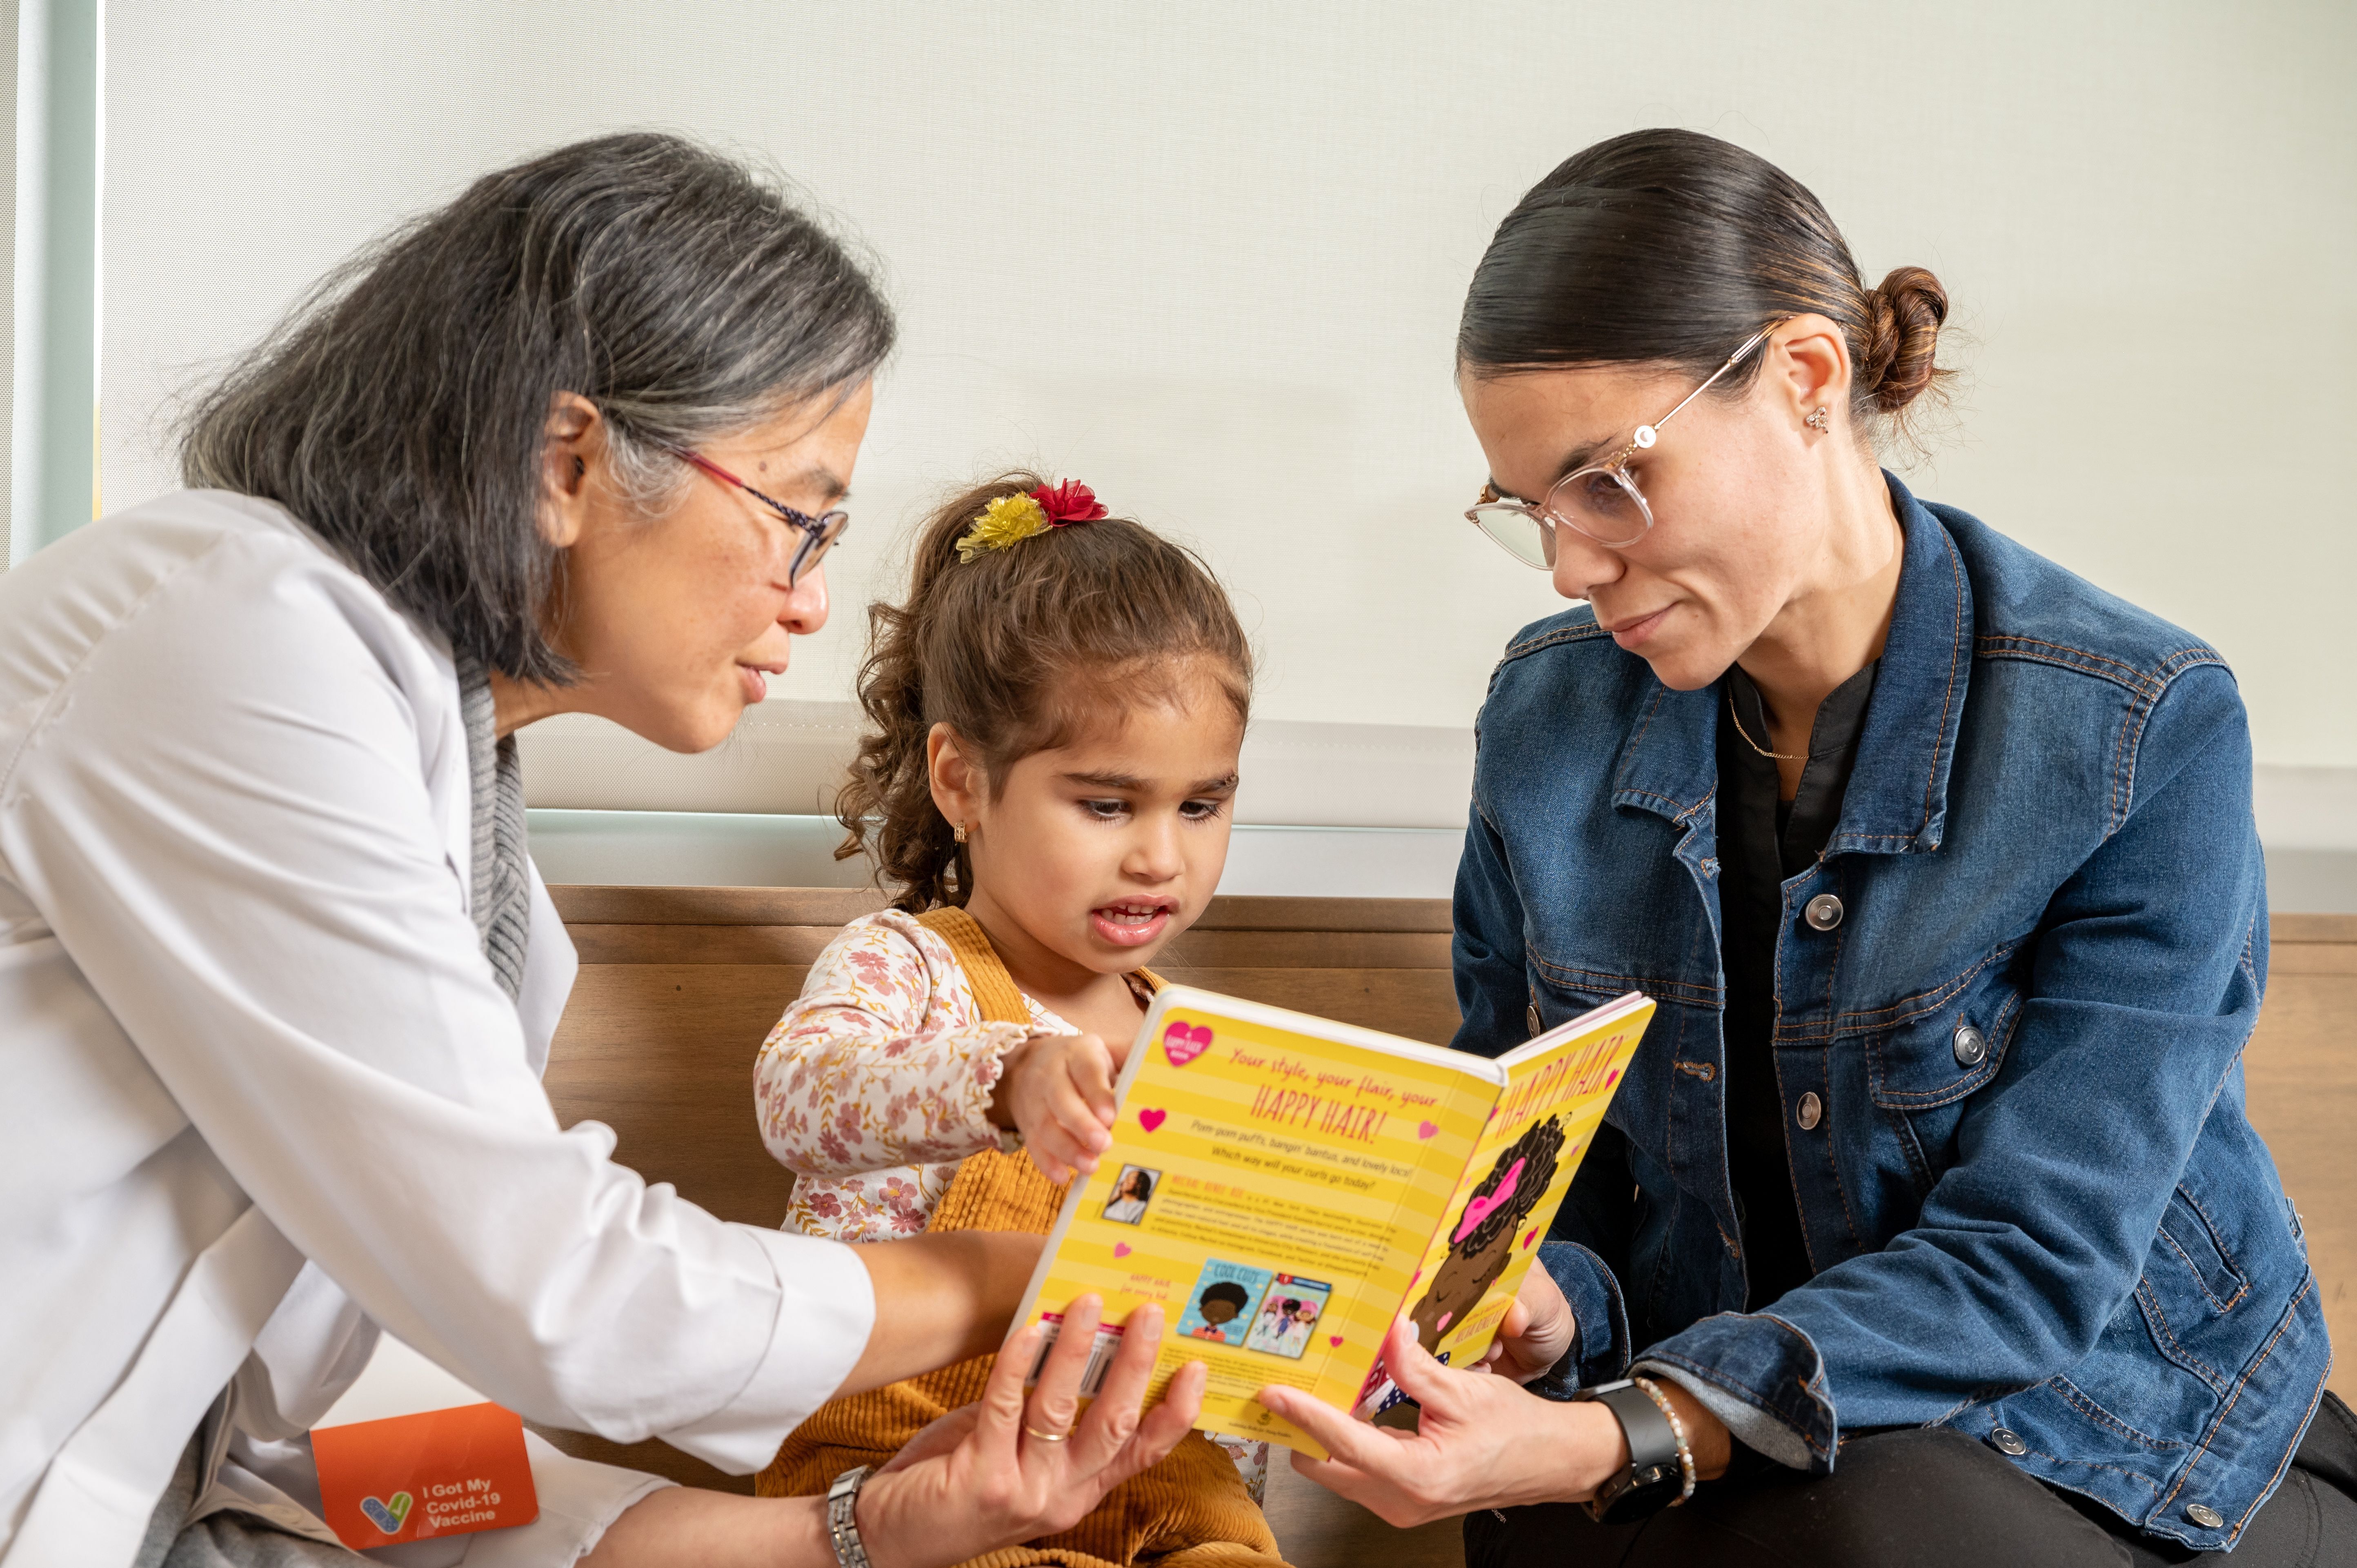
[1795,1092,1823,1131]
[1803,893,1844,931]
[2185,1504,2224,1529]
[1952,1025,1988,1067]
[1990,1427,2027,1456]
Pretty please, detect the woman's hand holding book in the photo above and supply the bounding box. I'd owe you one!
[1259,1285,1736,1527]
[1475,1265,1577,1384]
[1258,1315,1627,1527]
[856,1295,1206,1567]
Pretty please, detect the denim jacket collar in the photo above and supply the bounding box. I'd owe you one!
[1610,473,1972,858]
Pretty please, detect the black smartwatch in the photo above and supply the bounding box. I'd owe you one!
[1569,1380,1685,1523]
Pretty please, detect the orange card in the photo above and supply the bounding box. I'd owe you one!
[311,1401,538,1549]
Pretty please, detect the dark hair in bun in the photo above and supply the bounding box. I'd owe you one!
[1859,264,1948,413]
[1459,129,1952,437]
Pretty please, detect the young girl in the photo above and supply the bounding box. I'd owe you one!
[752,475,1285,1565]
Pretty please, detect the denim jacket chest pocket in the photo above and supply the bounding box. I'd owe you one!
[1851,942,2028,1191]
[1862,954,2024,1107]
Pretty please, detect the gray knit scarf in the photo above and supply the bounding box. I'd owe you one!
[454,653,531,1002]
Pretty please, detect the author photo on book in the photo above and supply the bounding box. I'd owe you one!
[1259,129,2356,1566]
[1104,1167,1159,1225]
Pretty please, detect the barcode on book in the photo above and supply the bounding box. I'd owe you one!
[1025,1313,1125,1397]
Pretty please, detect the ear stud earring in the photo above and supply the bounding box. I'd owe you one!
[1806,407,1830,433]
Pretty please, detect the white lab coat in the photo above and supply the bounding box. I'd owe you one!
[0,491,876,1566]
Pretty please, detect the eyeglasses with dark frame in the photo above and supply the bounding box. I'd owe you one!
[1465,319,1788,569]
[664,446,849,587]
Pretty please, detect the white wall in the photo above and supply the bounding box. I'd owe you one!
[98,1,2356,767]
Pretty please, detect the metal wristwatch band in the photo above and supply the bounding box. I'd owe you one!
[1570,1379,1684,1523]
[826,1464,874,1568]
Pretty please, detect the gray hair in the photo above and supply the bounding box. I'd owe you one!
[179,132,895,683]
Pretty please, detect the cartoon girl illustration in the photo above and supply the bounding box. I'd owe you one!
[1275,1298,1318,1355]
[1189,1281,1252,1341]
[1409,1115,1568,1354]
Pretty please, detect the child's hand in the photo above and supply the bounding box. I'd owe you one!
[990,1031,1125,1183]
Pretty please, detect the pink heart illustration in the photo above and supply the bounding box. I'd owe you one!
[1329,1334,1345,1347]
[1416,1120,1438,1140]
[1161,1021,1214,1067]
[1113,1242,1132,1258]
[1522,1227,1538,1250]
[1137,1108,1167,1133]
[1452,1158,1527,1244]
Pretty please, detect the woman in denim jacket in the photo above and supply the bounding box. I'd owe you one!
[1261,130,2354,1564]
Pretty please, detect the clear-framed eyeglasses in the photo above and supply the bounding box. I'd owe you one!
[1465,320,1787,569]
[664,445,849,587]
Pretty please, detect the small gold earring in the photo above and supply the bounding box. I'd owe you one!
[1806,407,1830,433]
[952,822,968,844]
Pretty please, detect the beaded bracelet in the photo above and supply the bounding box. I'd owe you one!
[1629,1376,1697,1506]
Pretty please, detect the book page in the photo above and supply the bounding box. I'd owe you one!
[1016,986,1499,1458]
[1392,993,1655,1383]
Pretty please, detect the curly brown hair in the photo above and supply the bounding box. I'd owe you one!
[836,475,1252,912]
[1454,1114,1568,1257]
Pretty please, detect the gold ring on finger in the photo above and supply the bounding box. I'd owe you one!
[1023,1424,1072,1444]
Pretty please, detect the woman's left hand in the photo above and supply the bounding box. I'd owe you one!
[1259,1315,1628,1528]
[858,1294,1205,1567]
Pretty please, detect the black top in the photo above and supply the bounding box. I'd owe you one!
[1714,660,1879,1311]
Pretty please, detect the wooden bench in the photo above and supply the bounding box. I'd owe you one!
[534,888,2355,1566]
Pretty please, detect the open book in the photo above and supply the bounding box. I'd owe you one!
[1013,985,1653,1458]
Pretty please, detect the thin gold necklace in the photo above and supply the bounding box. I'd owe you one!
[1727,689,1802,760]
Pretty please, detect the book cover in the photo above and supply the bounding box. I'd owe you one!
[1014,985,1652,1457]
[1404,1005,1650,1374]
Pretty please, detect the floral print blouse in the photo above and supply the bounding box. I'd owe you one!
[755,910,1064,1243]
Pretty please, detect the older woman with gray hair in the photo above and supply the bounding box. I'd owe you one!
[0,134,1197,1568]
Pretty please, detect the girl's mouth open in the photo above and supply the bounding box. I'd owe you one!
[737,664,777,704]
[1091,900,1176,947]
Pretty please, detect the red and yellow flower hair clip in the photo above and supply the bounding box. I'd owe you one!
[956,480,1110,562]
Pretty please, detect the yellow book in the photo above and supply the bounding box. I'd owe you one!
[1013,984,1653,1459]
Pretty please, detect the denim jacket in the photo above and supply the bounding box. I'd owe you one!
[1452,476,2329,1551]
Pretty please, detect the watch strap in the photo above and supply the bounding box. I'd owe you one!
[825,1464,874,1568]
[1570,1379,1683,1523]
